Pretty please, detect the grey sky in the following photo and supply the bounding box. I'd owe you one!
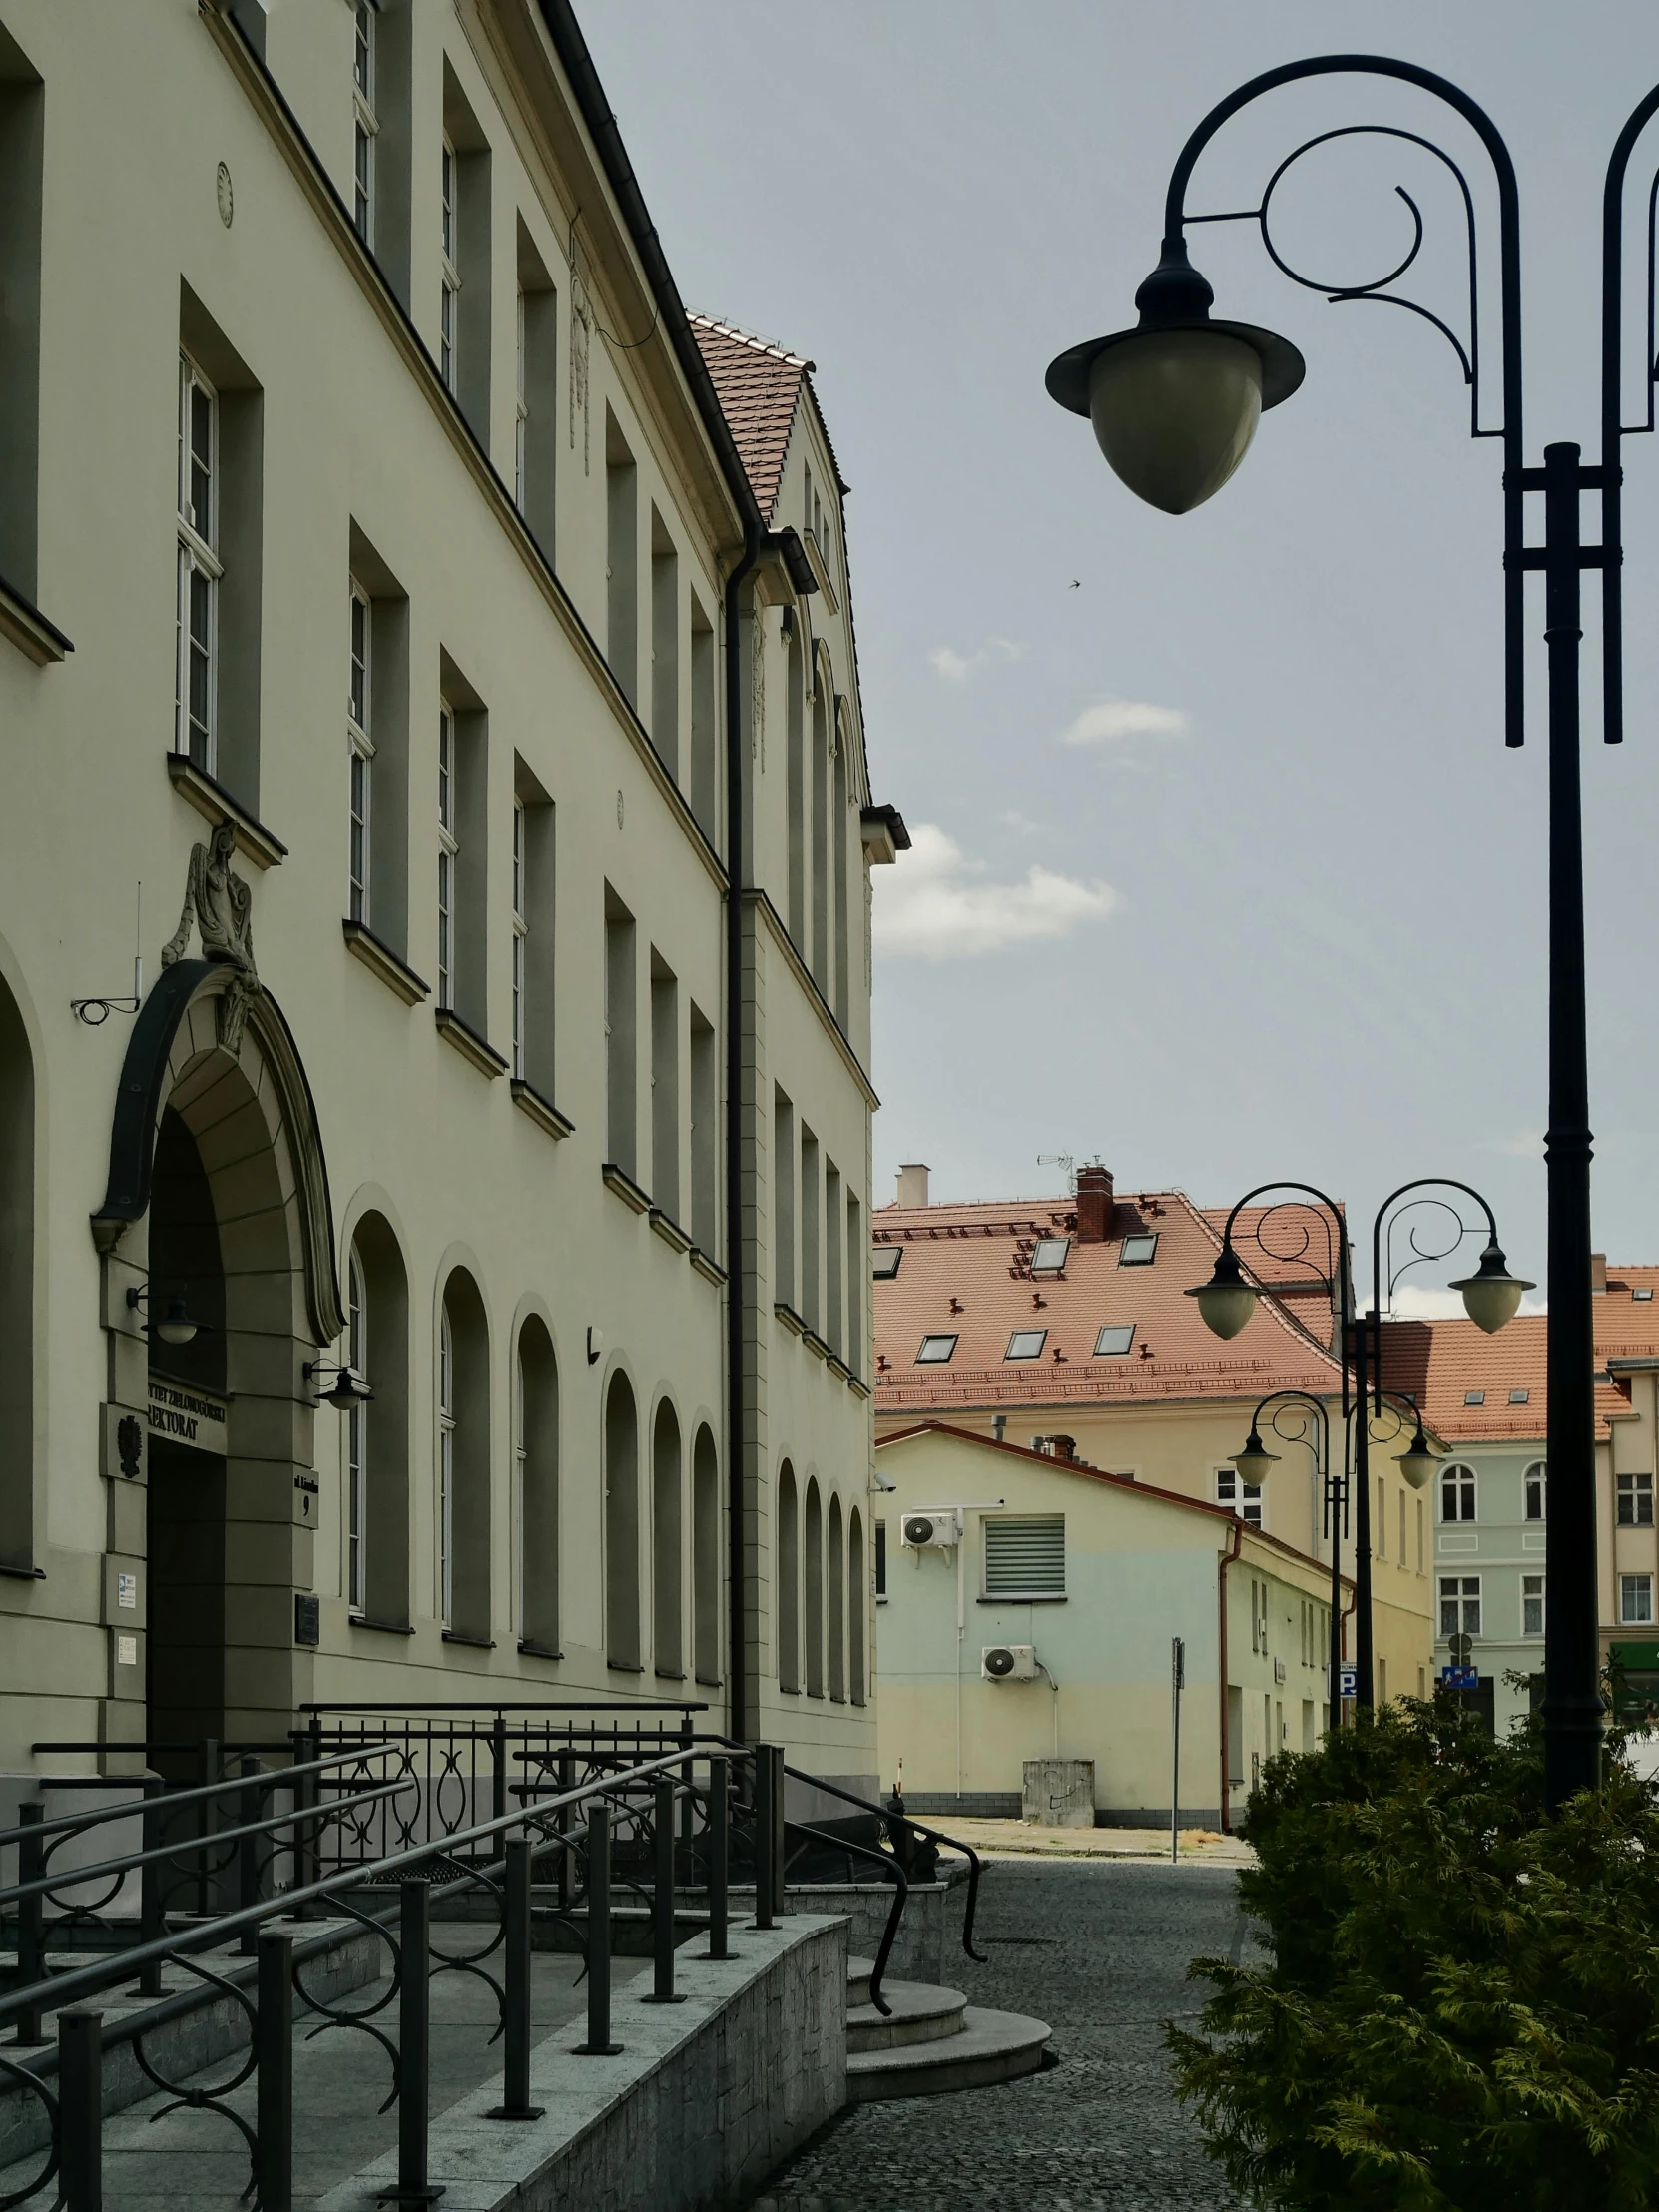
[582,1,1659,1299]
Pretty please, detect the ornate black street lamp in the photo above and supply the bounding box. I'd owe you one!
[1048,54,1658,1807]
[1193,1180,1527,1714]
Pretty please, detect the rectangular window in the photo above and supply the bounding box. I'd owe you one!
[1005,1330,1047,1361]
[845,1193,862,1380]
[800,1128,821,1333]
[346,1251,366,1612]
[916,1334,957,1365]
[1522,1573,1545,1637]
[774,1089,795,1307]
[352,0,376,243]
[439,136,458,391]
[650,953,680,1219]
[606,410,639,706]
[1094,1323,1135,1356]
[175,353,220,770]
[1464,1390,1485,1406]
[1439,1575,1481,1638]
[1637,1287,1655,1302]
[1508,1388,1530,1406]
[1376,1476,1385,1558]
[1416,1496,1424,1571]
[1622,1573,1654,1625]
[1119,1233,1159,1266]
[440,69,491,442]
[510,797,527,1077]
[690,598,718,845]
[510,761,556,1102]
[984,1515,1065,1598]
[1398,1487,1407,1566]
[347,582,372,922]
[873,1245,902,1279]
[0,30,45,602]
[874,1520,886,1599]
[1440,1464,1476,1523]
[1029,1236,1069,1274]
[689,1004,717,1255]
[825,1162,844,1358]
[1525,1462,1547,1521]
[651,507,680,780]
[514,221,557,551]
[1617,1472,1654,1526]
[436,700,456,1006]
[1216,1466,1263,1527]
[514,286,528,508]
[604,889,637,1176]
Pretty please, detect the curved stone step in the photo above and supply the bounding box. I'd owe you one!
[847,2003,1051,2101]
[847,1954,874,2009]
[847,1980,966,2052]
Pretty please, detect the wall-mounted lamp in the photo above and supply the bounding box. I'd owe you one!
[126,1285,201,1346]
[303,1360,373,1411]
[587,1326,604,1367]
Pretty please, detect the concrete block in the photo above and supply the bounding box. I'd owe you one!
[1022,1758,1096,1827]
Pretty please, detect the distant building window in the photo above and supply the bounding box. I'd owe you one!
[915,1334,957,1365]
[1215,1467,1263,1527]
[175,353,219,772]
[1621,1573,1654,1625]
[1524,1461,1546,1521]
[873,1246,902,1280]
[1522,1574,1545,1638]
[1440,1463,1476,1523]
[1636,1288,1654,1302]
[1617,1472,1654,1527]
[1464,1390,1485,1406]
[1439,1575,1480,1638]
[1005,1330,1047,1361]
[1029,1237,1070,1275]
[1094,1323,1135,1357]
[874,1519,886,1599]
[1119,1234,1158,1266]
[984,1515,1065,1598]
[1508,1388,1530,1405]
[439,136,459,391]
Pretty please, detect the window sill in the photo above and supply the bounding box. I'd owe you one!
[774,1302,805,1337]
[0,574,71,666]
[802,1330,830,1363]
[694,1672,723,1688]
[435,1007,508,1078]
[166,753,287,868]
[606,1659,645,1675]
[690,1248,727,1287]
[653,1668,687,1683]
[846,1375,871,1401]
[440,1628,496,1649]
[977,1593,1068,1605]
[649,1208,694,1254]
[349,1613,415,1636]
[342,920,429,1005]
[517,1637,563,1660]
[510,1080,573,1141]
[601,1163,651,1215]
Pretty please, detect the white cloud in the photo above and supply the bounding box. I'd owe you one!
[927,637,1026,684]
[1059,696,1189,747]
[1484,1130,1544,1160]
[872,822,1118,960]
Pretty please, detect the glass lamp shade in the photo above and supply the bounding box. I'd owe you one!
[1088,330,1264,515]
[319,1371,373,1410]
[155,1296,199,1347]
[1231,1427,1281,1483]
[1396,1429,1440,1491]
[1187,1252,1259,1342]
[1449,1244,1534,1335]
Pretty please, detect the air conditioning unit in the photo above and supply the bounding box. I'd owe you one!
[900,1510,961,1551]
[982,1643,1037,1681]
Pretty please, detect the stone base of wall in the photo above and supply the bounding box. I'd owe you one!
[897,1793,1226,1831]
[319,1916,847,2212]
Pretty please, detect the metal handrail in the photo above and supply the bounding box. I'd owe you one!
[783,1818,906,2015]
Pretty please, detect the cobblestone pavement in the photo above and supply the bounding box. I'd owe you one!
[748,1860,1249,2212]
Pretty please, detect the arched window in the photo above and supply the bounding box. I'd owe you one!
[777,1460,799,1692]
[348,1213,409,1628]
[346,1251,367,1612]
[692,1424,720,1684]
[439,1269,490,1640]
[831,735,849,1026]
[0,975,33,1571]
[810,682,829,991]
[805,1476,824,1698]
[604,1372,641,1669]
[786,627,805,947]
[517,1316,559,1655]
[1524,1461,1547,1522]
[652,1399,683,1677]
[828,1494,844,1702]
[848,1506,866,1706]
[1439,1462,1476,1525]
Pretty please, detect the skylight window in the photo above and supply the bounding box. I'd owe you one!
[1637,1287,1654,1302]
[1094,1324,1136,1357]
[1119,1234,1158,1266]
[916,1334,957,1365]
[1005,1329,1047,1361]
[1509,1388,1530,1405]
[1464,1390,1485,1406]
[873,1246,902,1279]
[1030,1237,1070,1275]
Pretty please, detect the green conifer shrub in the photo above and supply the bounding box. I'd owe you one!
[1167,1697,1659,2209]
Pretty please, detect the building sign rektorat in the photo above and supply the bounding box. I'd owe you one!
[147,1377,228,1454]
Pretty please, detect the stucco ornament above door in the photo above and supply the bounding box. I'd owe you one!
[160,818,259,1052]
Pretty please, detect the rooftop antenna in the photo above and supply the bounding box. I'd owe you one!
[1038,1153,1076,1194]
[72,883,144,1026]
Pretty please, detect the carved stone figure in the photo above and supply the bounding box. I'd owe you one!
[161,818,260,1051]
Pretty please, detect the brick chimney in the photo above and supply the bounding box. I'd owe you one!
[1047,1435,1077,1463]
[1075,1161,1114,1242]
[1592,1251,1607,1294]
[895,1163,930,1208]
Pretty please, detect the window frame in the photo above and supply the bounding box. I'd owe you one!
[352,0,377,244]
[1521,1572,1545,1638]
[1004,1328,1047,1362]
[345,1249,367,1615]
[439,135,460,391]
[1439,1461,1477,1524]
[1215,1465,1263,1528]
[510,794,527,1079]
[1029,1236,1070,1276]
[1617,1471,1655,1527]
[872,1246,902,1280]
[915,1333,957,1366]
[1118,1232,1159,1267]
[438,1307,455,1627]
[1093,1322,1135,1357]
[1621,1571,1654,1626]
[437,699,457,1008]
[1524,1460,1547,1522]
[1438,1573,1481,1639]
[347,582,373,923]
[175,352,221,772]
[514,285,528,511]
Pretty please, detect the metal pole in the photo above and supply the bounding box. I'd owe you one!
[385,1879,442,2203]
[256,1930,293,2212]
[138,1777,165,1999]
[58,2008,102,2212]
[753,1751,775,1930]
[1170,1637,1184,1863]
[1353,1305,1375,1709]
[575,1807,620,2054]
[1540,438,1604,1808]
[15,1802,43,2044]
[642,1776,683,2003]
[240,1755,262,1956]
[1328,1448,1344,1735]
[487,1839,543,2119]
[705,1753,730,1961]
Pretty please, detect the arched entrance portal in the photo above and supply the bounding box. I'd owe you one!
[94,958,342,1759]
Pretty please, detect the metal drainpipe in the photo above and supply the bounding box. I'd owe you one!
[723,516,763,1746]
[1217,1516,1244,1834]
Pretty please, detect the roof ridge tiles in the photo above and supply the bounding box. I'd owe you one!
[685,310,812,369]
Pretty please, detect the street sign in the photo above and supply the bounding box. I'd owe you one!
[1338,1666,1358,1699]
[1442,1665,1478,1690]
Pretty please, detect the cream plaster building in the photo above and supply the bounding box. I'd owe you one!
[0,0,901,1792]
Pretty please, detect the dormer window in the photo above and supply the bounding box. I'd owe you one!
[1030,1237,1070,1275]
[1005,1330,1047,1361]
[1636,1287,1654,1302]
[916,1334,957,1365]
[1094,1324,1135,1357]
[873,1246,902,1280]
[1119,1234,1158,1266]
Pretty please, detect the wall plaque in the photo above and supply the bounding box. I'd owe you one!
[293,1593,321,1648]
[147,1378,229,1454]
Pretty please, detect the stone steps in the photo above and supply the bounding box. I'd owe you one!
[842,1955,1049,2101]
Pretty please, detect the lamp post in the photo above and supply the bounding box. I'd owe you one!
[1232,1389,1342,1716]
[1193,1179,1528,1711]
[1046,54,1656,1806]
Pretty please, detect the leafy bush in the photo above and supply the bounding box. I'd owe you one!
[1167,1697,1659,2210]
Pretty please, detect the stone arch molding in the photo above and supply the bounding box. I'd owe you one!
[91,958,344,1347]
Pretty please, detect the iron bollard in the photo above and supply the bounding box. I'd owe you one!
[240,1756,263,1955]
[641,1778,683,2004]
[138,1778,165,1999]
[705,1754,730,1961]
[555,1754,573,1913]
[196,1739,219,1918]
[573,1807,621,2054]
[256,1929,293,2212]
[378,1879,443,2203]
[15,1803,43,2044]
[753,1747,786,1929]
[486,1840,543,2120]
[490,1713,508,1828]
[58,2008,103,2212]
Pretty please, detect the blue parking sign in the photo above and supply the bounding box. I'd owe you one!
[1338,1666,1358,1698]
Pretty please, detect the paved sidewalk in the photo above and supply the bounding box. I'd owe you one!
[939,1819,1255,1867]
[750,1859,1249,2211]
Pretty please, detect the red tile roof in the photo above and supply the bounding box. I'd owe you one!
[687,315,810,523]
[1378,1313,1633,1443]
[871,1187,1344,1412]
